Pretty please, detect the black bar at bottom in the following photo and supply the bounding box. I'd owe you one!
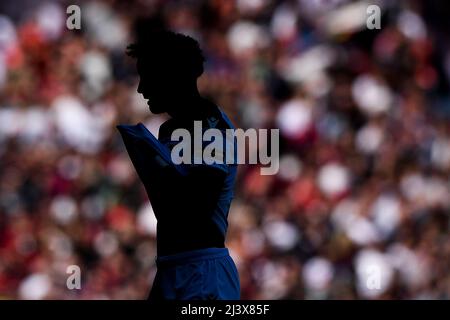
[0,300,447,319]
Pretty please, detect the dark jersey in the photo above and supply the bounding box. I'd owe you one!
[117,104,237,256]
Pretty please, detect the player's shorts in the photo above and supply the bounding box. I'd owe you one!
[148,247,240,300]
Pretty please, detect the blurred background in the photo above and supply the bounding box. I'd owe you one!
[0,0,449,299]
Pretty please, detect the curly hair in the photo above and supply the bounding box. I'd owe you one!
[126,30,205,79]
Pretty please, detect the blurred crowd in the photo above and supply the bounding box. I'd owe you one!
[0,0,449,299]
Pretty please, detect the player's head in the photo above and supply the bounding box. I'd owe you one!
[127,30,205,115]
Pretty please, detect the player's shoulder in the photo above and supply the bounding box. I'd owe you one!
[204,100,235,131]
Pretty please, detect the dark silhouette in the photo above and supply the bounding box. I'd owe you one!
[117,29,240,300]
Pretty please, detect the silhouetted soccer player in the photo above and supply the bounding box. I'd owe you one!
[117,30,240,300]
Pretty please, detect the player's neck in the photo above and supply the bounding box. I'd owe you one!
[168,90,211,120]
